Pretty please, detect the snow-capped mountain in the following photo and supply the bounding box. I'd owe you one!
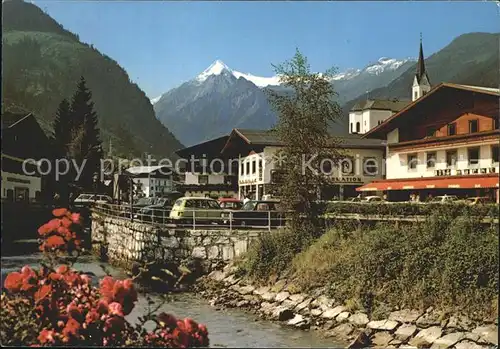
[153,57,416,145]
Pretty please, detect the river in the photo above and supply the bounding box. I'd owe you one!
[1,242,343,348]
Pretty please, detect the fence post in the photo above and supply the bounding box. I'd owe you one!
[229,211,233,232]
[268,211,271,232]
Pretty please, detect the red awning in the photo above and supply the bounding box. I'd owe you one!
[357,174,499,192]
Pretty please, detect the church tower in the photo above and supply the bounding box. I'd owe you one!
[412,33,431,101]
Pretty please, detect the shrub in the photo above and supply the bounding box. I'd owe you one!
[1,208,209,347]
[290,209,498,317]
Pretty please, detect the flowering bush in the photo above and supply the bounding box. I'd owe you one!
[1,208,209,347]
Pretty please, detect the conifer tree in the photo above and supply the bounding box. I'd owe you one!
[52,98,71,157]
[69,76,102,191]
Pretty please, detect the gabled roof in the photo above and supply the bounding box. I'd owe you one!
[350,99,410,113]
[363,82,500,139]
[221,128,385,154]
[175,135,229,159]
[1,112,33,130]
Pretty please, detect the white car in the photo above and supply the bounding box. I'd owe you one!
[429,195,459,203]
[74,194,112,207]
[362,196,385,203]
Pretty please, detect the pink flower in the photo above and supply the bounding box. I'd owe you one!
[38,329,55,344]
[108,302,124,317]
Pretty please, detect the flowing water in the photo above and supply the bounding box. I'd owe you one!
[1,242,344,348]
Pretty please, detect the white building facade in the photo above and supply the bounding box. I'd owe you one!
[126,166,174,198]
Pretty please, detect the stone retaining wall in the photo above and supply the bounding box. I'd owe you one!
[91,213,264,271]
[197,263,499,349]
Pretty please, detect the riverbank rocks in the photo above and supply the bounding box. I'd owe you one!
[416,311,444,328]
[261,291,277,301]
[287,314,310,329]
[275,291,290,303]
[311,295,335,311]
[237,285,255,295]
[446,315,473,332]
[455,340,489,349]
[389,310,423,324]
[408,326,442,347]
[367,319,400,331]
[329,323,354,340]
[336,311,351,323]
[394,324,418,341]
[349,312,370,327]
[271,306,294,321]
[270,280,287,293]
[371,331,394,347]
[472,324,498,345]
[322,306,346,320]
[430,332,466,349]
[295,298,313,313]
[310,308,323,317]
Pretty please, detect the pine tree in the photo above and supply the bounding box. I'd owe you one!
[52,98,71,157]
[69,76,102,191]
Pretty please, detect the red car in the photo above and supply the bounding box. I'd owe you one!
[218,197,243,210]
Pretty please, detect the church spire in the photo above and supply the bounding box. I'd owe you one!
[416,33,427,83]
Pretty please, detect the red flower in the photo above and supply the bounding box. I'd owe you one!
[108,302,124,316]
[183,318,198,333]
[99,276,115,301]
[62,318,80,338]
[85,309,99,324]
[67,302,83,322]
[4,272,23,292]
[56,265,69,274]
[61,217,72,228]
[38,329,56,344]
[34,284,51,303]
[52,208,68,217]
[71,213,81,224]
[37,223,53,236]
[46,235,66,249]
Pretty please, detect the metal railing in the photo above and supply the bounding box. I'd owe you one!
[92,203,289,231]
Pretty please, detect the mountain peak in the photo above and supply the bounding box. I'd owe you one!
[196,60,232,82]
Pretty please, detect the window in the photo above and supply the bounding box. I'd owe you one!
[468,147,480,165]
[447,123,456,136]
[246,162,250,175]
[469,119,478,133]
[407,154,418,170]
[363,157,378,176]
[426,127,436,137]
[414,91,418,100]
[492,145,499,163]
[494,117,499,130]
[252,161,256,174]
[356,122,360,133]
[446,150,458,167]
[350,123,354,133]
[240,162,244,175]
[426,152,437,168]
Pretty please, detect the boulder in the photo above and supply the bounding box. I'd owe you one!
[295,298,313,312]
[208,270,225,282]
[310,308,323,317]
[349,312,370,327]
[430,332,466,349]
[287,314,310,329]
[371,331,394,347]
[281,299,297,310]
[394,324,418,342]
[455,340,490,349]
[237,285,255,295]
[408,326,442,347]
[446,315,473,332]
[289,294,306,304]
[416,311,443,328]
[472,324,498,346]
[236,300,250,308]
[336,311,351,323]
[389,309,423,324]
[367,319,400,331]
[311,295,335,311]
[253,286,270,296]
[271,305,294,321]
[223,274,241,286]
[329,323,354,340]
[260,302,275,316]
[261,291,277,301]
[322,306,347,320]
[275,291,290,303]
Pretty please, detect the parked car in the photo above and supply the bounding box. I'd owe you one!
[218,197,243,210]
[74,193,112,207]
[134,197,157,208]
[135,196,180,222]
[429,195,459,203]
[465,197,492,205]
[169,197,223,224]
[362,196,385,203]
[222,200,285,227]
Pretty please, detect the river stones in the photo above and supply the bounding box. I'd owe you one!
[311,295,335,311]
[472,324,498,345]
[371,331,394,347]
[416,311,444,328]
[271,305,294,321]
[270,279,287,293]
[275,291,290,303]
[349,312,370,327]
[261,291,277,301]
[430,332,466,349]
[336,311,351,323]
[237,285,255,295]
[446,315,473,332]
[328,323,354,340]
[389,309,423,324]
[253,286,270,296]
[310,308,323,317]
[408,326,442,347]
[287,314,310,329]
[208,270,225,282]
[322,306,346,319]
[289,293,306,304]
[455,340,490,349]
[367,319,400,331]
[294,298,313,313]
[394,324,418,341]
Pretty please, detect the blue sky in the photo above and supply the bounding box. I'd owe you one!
[37,1,499,98]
